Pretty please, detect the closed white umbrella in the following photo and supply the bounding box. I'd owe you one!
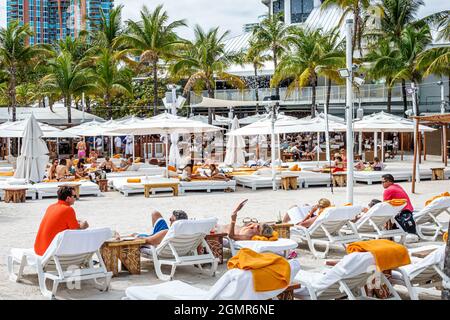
[14,114,49,183]
[224,116,246,167]
[168,133,181,168]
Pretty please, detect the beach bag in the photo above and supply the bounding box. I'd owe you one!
[394,210,417,234]
[364,270,392,299]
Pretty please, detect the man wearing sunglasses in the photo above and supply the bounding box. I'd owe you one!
[34,187,89,256]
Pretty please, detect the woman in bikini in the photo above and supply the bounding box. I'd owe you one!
[77,139,87,159]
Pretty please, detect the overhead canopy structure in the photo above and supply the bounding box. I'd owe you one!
[0,118,79,138]
[0,104,104,126]
[354,112,435,132]
[188,114,232,126]
[238,113,297,125]
[193,97,272,109]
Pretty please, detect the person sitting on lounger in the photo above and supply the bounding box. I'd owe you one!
[34,186,89,256]
[56,159,74,181]
[332,156,345,173]
[136,210,188,246]
[214,200,274,241]
[371,157,384,171]
[74,159,88,179]
[207,164,230,181]
[282,198,332,228]
[180,163,203,181]
[47,159,59,180]
[99,156,117,173]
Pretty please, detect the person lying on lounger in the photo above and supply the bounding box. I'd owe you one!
[207,164,230,181]
[351,199,381,223]
[282,198,332,228]
[214,200,274,241]
[133,210,188,246]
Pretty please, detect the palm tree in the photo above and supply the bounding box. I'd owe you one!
[0,21,39,121]
[393,24,432,114]
[366,39,402,113]
[92,4,123,52]
[373,0,424,114]
[252,13,291,96]
[321,0,370,56]
[94,49,133,119]
[236,39,270,112]
[120,5,186,116]
[171,25,245,124]
[42,51,96,124]
[273,27,343,116]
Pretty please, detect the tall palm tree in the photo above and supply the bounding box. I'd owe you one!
[92,4,124,52]
[393,24,432,114]
[373,0,424,114]
[366,38,401,113]
[94,49,133,119]
[42,51,96,124]
[273,27,343,116]
[321,0,370,56]
[120,5,186,116]
[171,25,245,124]
[252,13,290,96]
[236,39,270,112]
[0,21,39,121]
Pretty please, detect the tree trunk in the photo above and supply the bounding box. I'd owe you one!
[401,79,408,117]
[325,77,332,113]
[206,79,214,125]
[273,49,279,97]
[152,60,158,117]
[86,96,91,113]
[352,11,358,58]
[66,96,72,124]
[254,65,259,113]
[9,67,17,122]
[442,223,450,300]
[387,86,392,113]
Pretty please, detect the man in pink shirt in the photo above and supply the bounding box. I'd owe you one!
[382,174,416,234]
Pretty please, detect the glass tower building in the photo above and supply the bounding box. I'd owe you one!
[6,0,114,45]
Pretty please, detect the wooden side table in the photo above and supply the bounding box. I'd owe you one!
[143,183,179,198]
[205,233,227,264]
[4,188,27,203]
[431,168,445,180]
[281,176,298,190]
[332,173,347,187]
[98,179,109,192]
[58,183,81,199]
[100,238,146,277]
[270,223,294,239]
[275,282,301,300]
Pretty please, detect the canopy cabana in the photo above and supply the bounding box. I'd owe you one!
[411,113,450,193]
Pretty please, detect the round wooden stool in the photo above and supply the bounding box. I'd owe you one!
[4,187,28,203]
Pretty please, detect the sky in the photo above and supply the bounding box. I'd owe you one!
[0,0,448,39]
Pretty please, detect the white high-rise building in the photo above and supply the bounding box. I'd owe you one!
[262,0,322,25]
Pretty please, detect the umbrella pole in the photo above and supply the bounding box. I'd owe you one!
[358,132,362,156]
[374,132,378,159]
[132,135,135,160]
[381,132,384,162]
[110,136,113,158]
[165,133,169,178]
[423,131,427,161]
[270,115,276,191]
[18,138,21,156]
[277,134,281,163]
[56,138,59,158]
[316,131,320,167]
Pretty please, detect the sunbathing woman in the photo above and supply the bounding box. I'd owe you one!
[74,159,88,179]
[47,159,58,180]
[180,163,203,181]
[282,198,332,228]
[214,200,274,241]
[207,164,230,181]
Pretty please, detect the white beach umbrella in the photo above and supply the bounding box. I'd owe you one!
[14,114,49,183]
[0,119,79,138]
[168,133,181,168]
[224,116,246,167]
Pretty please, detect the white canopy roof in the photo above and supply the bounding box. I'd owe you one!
[189,114,232,126]
[353,111,436,132]
[228,115,346,136]
[239,113,297,125]
[193,97,272,109]
[107,113,224,135]
[0,119,79,138]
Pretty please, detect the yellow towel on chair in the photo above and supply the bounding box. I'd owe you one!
[444,232,448,243]
[425,192,450,207]
[0,171,14,176]
[127,178,141,183]
[289,164,301,172]
[346,239,411,271]
[227,248,290,292]
[385,199,407,207]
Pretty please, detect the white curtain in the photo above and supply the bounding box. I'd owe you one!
[224,116,246,167]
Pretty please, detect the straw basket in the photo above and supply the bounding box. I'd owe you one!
[270,223,294,239]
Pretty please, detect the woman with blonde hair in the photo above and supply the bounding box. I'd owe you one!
[283,198,332,228]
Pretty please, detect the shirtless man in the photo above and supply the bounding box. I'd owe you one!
[56,159,74,181]
[215,200,273,241]
[99,156,117,173]
[77,139,87,159]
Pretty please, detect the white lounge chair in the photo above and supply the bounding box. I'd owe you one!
[228,238,298,257]
[140,218,219,281]
[353,202,407,243]
[414,196,450,241]
[294,252,401,300]
[391,245,448,300]
[290,206,362,258]
[7,228,112,299]
[124,259,301,300]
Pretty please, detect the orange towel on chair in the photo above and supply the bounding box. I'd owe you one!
[0,171,14,176]
[425,192,450,207]
[385,199,407,207]
[444,232,448,243]
[127,178,141,183]
[346,239,411,272]
[227,248,290,292]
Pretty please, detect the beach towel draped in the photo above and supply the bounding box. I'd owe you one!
[346,239,411,271]
[227,248,290,292]
[385,199,407,207]
[425,192,450,207]
[444,232,448,243]
[251,231,279,241]
[127,178,141,183]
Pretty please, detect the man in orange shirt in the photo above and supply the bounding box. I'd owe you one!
[34,187,89,256]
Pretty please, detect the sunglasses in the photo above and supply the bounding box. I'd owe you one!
[242,217,259,225]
